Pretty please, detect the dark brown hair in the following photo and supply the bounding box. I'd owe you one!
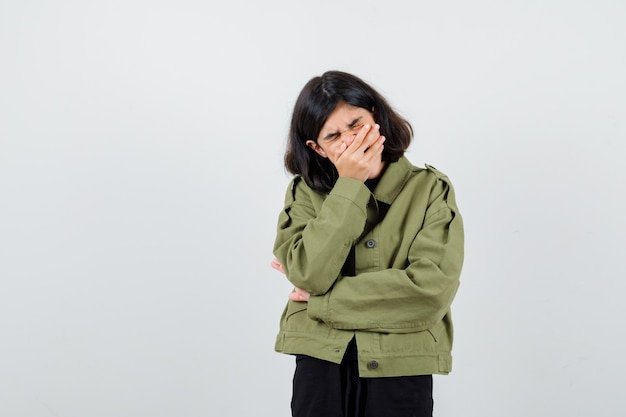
[285,70,413,193]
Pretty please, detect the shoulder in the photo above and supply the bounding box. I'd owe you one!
[427,165,460,212]
[408,161,460,210]
[282,175,320,207]
[424,163,450,181]
[406,161,455,188]
[393,157,449,179]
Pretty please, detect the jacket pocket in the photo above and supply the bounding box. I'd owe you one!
[285,300,308,320]
[426,320,444,342]
[377,325,442,354]
[282,300,309,331]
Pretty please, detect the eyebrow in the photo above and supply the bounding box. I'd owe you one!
[322,117,363,140]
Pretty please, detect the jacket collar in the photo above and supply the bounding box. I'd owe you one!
[371,156,413,205]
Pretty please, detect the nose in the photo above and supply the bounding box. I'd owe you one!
[342,131,356,147]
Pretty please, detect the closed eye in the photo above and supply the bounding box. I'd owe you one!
[323,132,341,142]
[351,124,363,132]
[321,117,364,142]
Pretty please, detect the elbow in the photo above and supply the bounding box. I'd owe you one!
[432,280,460,321]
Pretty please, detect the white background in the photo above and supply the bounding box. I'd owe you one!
[1,1,625,416]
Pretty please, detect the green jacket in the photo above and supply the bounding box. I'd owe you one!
[273,156,464,377]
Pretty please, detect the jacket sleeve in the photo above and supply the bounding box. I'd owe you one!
[273,176,371,295]
[306,175,464,333]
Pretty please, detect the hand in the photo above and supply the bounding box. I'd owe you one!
[288,287,310,302]
[334,124,385,182]
[270,258,285,274]
[271,259,310,302]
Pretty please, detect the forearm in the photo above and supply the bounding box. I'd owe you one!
[307,206,464,332]
[307,266,460,333]
[273,177,371,295]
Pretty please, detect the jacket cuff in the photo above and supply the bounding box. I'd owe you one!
[329,177,370,211]
[307,293,328,323]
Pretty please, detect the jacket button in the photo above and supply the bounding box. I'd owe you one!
[365,239,376,248]
[368,360,379,369]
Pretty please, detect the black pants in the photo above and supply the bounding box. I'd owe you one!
[291,340,433,417]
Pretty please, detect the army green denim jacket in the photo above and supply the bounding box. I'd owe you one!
[273,156,464,377]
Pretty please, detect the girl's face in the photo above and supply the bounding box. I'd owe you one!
[306,102,381,176]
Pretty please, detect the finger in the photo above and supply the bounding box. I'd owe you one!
[362,124,382,150]
[363,135,385,162]
[288,291,307,302]
[343,124,372,154]
[271,259,285,273]
[296,288,311,301]
[337,141,348,155]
